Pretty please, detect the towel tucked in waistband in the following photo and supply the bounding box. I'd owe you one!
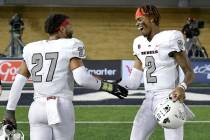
[46,97,61,125]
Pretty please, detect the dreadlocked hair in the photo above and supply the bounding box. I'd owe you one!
[44,14,69,34]
[140,5,160,26]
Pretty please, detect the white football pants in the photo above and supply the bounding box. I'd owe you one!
[130,90,183,140]
[28,97,75,140]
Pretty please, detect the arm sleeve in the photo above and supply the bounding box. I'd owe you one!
[133,38,139,56]
[72,66,101,90]
[6,74,28,110]
[118,68,143,90]
[22,45,28,61]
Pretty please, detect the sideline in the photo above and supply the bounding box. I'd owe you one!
[16,121,210,124]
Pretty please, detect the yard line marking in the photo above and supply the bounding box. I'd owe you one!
[16,121,210,124]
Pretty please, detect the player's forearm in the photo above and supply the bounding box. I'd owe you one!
[118,68,142,90]
[6,74,28,110]
[72,66,101,90]
[175,51,194,87]
[183,70,194,86]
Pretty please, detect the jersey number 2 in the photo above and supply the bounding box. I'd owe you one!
[145,56,157,83]
[31,52,58,82]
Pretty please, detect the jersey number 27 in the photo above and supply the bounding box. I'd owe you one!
[31,52,58,82]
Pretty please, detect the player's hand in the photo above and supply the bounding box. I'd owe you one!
[170,86,185,103]
[3,110,17,130]
[100,81,128,99]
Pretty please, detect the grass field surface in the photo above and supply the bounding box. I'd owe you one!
[0,105,210,140]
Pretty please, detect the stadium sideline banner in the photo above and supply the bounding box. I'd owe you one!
[0,59,122,83]
[0,59,22,83]
[191,59,210,84]
[0,58,210,105]
[122,59,210,84]
[83,60,121,80]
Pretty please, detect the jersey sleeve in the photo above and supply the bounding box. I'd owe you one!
[168,31,185,53]
[22,45,29,62]
[69,38,86,59]
[133,37,140,56]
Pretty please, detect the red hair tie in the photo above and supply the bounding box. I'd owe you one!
[54,19,70,32]
[135,8,145,19]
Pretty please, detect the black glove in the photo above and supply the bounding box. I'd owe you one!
[3,110,17,130]
[100,81,128,99]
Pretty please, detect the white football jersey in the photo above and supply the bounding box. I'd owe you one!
[23,38,86,99]
[133,30,185,91]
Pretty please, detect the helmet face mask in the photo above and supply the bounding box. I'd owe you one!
[154,99,186,129]
[0,124,24,140]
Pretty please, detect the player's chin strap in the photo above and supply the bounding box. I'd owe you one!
[182,104,195,121]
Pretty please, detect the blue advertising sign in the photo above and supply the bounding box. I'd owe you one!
[83,60,121,80]
[191,59,210,84]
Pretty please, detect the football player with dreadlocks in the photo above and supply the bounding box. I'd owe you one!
[118,5,194,140]
[3,13,128,140]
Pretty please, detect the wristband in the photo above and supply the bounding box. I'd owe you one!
[178,82,187,90]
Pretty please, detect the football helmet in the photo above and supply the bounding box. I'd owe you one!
[154,99,186,129]
[0,124,24,140]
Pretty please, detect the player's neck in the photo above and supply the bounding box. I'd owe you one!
[48,36,57,40]
[48,34,59,40]
[147,26,160,41]
[48,33,65,40]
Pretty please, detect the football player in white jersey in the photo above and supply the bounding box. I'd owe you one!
[3,14,128,140]
[118,5,194,140]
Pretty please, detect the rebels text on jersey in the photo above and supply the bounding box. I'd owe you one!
[23,38,85,99]
[133,30,185,91]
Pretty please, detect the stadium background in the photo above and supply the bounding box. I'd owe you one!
[0,0,210,139]
[0,7,210,59]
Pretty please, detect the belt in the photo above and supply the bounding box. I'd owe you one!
[34,95,71,101]
[47,96,57,100]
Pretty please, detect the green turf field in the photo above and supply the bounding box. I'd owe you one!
[0,106,210,140]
